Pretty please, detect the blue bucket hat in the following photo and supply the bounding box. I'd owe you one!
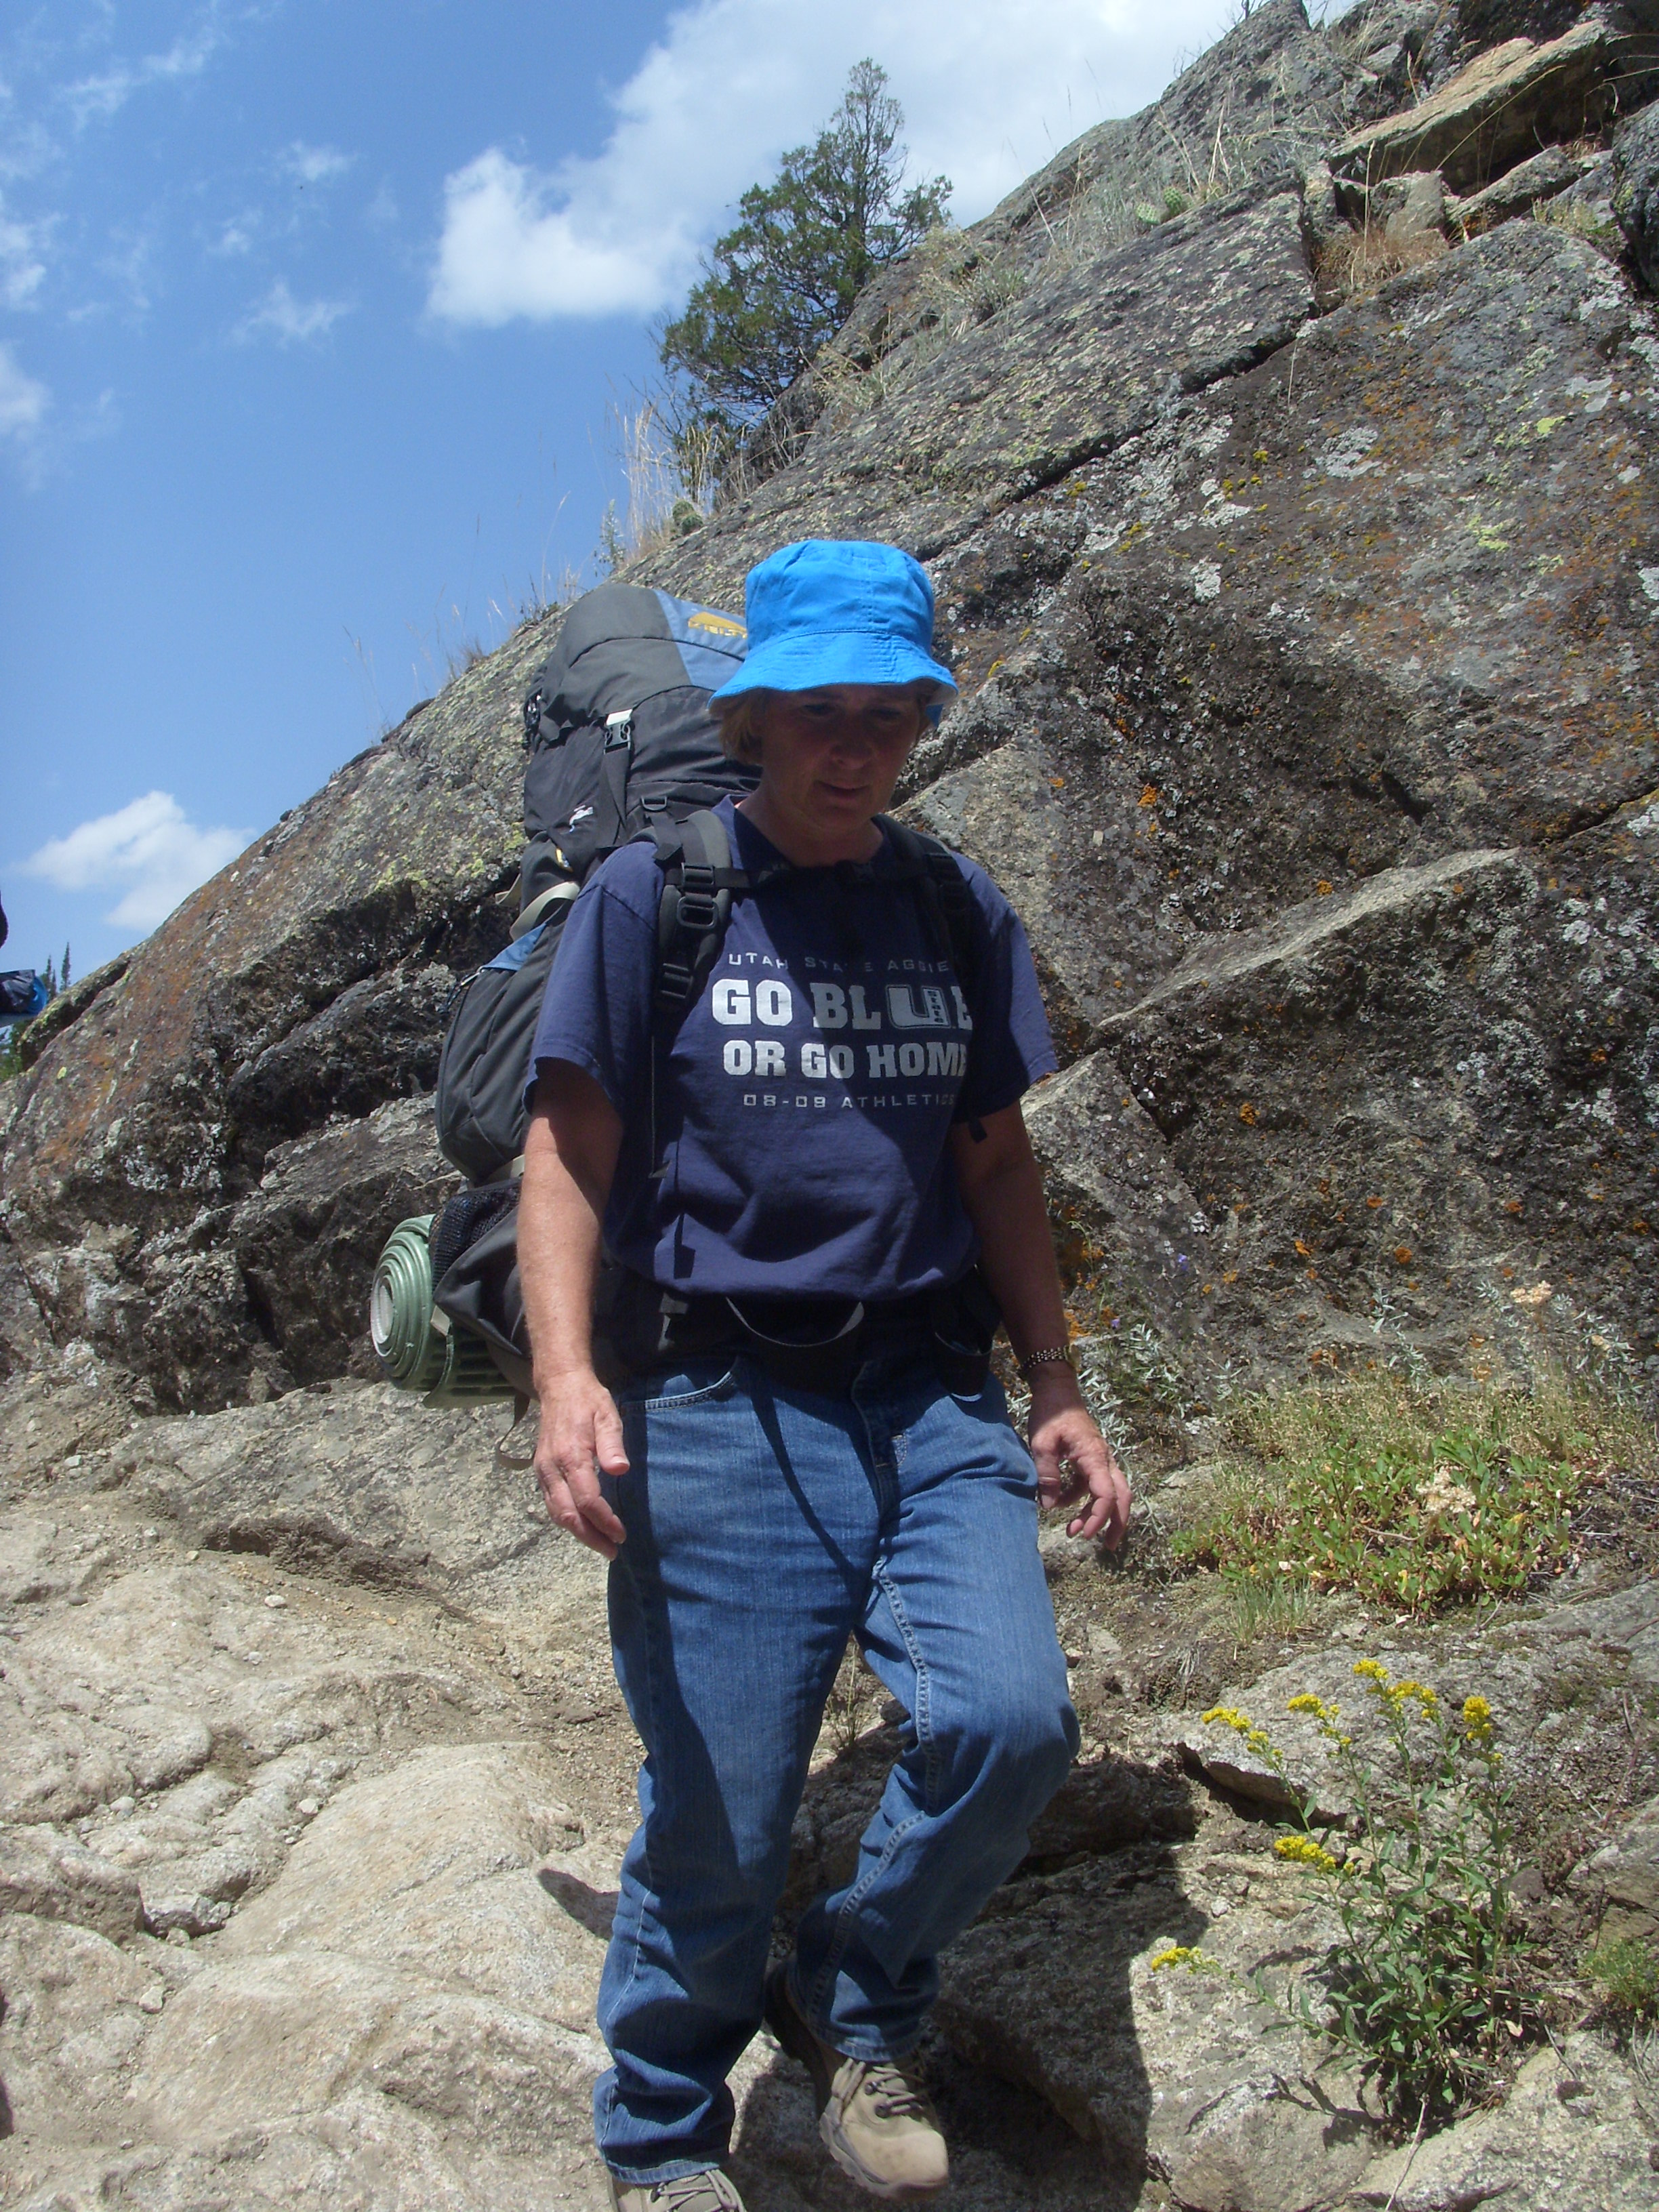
[707,539,956,703]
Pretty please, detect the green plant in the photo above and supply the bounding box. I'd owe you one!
[1134,184,1193,226]
[1227,1574,1318,1643]
[1586,1935,1659,2026]
[1532,196,1622,254]
[1172,1378,1588,1612]
[657,60,950,445]
[1179,1662,1531,2122]
[822,1639,885,1755]
[1073,1320,1199,1426]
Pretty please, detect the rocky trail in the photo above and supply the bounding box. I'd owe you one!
[5,1366,1659,2211]
[4,0,1659,2202]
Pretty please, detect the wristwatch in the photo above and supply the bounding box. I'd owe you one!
[1019,1345,1076,1380]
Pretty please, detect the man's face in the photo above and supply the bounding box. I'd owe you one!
[754,685,923,839]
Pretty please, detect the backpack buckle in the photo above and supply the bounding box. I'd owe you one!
[605,710,634,750]
[675,890,719,933]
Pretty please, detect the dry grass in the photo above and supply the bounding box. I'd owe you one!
[821,1638,886,1755]
[1315,222,1449,306]
[1231,1368,1653,1481]
[1174,1370,1656,1614]
[598,398,714,573]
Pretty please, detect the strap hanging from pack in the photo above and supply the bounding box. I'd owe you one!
[495,1393,536,1471]
[511,877,580,942]
[874,815,979,1004]
[594,710,636,856]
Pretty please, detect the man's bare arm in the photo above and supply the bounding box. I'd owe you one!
[949,1102,1131,1548]
[519,1063,630,1559]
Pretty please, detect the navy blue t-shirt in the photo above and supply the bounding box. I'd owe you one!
[527,798,1056,1298]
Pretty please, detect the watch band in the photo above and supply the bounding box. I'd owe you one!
[1019,1345,1075,1378]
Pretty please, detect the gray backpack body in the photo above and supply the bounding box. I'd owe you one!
[433,583,757,1187]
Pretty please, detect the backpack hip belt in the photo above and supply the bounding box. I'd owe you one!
[598,1266,1001,1398]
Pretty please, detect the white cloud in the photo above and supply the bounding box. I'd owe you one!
[432,148,679,322]
[24,792,251,934]
[0,193,47,306]
[235,276,353,345]
[98,225,157,316]
[428,0,1235,325]
[64,22,222,127]
[281,141,353,188]
[0,341,48,437]
[212,213,256,256]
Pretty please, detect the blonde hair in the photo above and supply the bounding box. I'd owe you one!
[715,691,770,764]
[714,682,942,764]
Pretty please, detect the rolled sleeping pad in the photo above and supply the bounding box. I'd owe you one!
[370,1216,517,1406]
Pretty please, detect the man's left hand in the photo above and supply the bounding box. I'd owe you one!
[1027,1370,1131,1548]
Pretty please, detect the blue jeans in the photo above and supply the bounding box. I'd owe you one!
[594,1344,1078,2184]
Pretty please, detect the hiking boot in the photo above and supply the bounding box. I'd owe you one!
[764,1964,949,2199]
[604,2169,745,2211]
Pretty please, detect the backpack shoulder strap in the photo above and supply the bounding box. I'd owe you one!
[644,807,758,1183]
[875,816,979,1006]
[653,807,735,1015]
[647,808,796,1012]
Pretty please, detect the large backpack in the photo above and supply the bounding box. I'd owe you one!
[1,972,48,1025]
[433,582,758,1186]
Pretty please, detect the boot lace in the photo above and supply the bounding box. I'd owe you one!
[848,2057,935,2123]
[653,2173,741,2210]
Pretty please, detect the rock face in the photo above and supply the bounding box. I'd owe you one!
[1347,2034,1659,2210]
[0,643,541,1406]
[1616,97,1659,293]
[1,9,1656,1424]
[1330,20,1633,192]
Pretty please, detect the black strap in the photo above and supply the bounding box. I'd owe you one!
[874,815,979,1010]
[594,710,636,857]
[653,808,737,1014]
[647,808,737,1182]
[605,1266,997,1395]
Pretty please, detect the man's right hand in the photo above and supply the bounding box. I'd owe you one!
[531,1370,630,1559]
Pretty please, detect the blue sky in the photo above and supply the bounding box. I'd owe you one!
[2,0,1242,985]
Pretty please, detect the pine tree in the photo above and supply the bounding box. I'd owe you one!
[658,61,950,449]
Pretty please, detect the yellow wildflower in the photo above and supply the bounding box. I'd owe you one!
[1462,1695,1494,1741]
[1273,1835,1342,1875]
[1202,1706,1274,1757]
[1149,1944,1203,1971]
[1390,1679,1439,1715]
[1286,1693,1337,1719]
[1353,1659,1391,1685]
